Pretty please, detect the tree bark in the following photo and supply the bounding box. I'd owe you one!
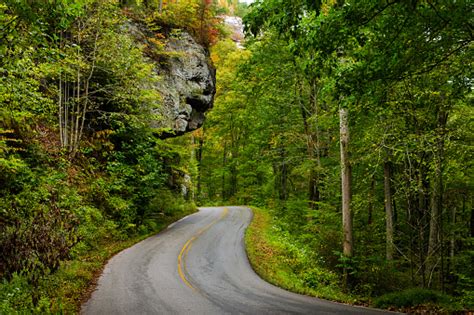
[280,146,288,200]
[384,161,394,260]
[470,195,474,238]
[222,141,227,201]
[428,107,447,288]
[196,132,204,199]
[368,175,375,225]
[159,0,164,13]
[294,73,320,209]
[340,108,353,258]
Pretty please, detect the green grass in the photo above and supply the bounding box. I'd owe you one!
[244,206,353,304]
[0,207,196,314]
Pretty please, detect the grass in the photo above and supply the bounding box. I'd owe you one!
[244,206,353,304]
[1,207,196,314]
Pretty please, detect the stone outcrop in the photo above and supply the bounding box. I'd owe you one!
[129,23,216,137]
[153,32,216,137]
[222,16,244,48]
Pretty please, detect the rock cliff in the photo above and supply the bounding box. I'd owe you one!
[154,31,216,137]
[129,23,216,137]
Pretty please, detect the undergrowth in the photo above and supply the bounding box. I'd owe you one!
[374,288,453,309]
[0,204,196,314]
[245,206,353,304]
[244,206,466,314]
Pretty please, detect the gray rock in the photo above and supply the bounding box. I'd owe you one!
[129,23,216,137]
[154,31,215,137]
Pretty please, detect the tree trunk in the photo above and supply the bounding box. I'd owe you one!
[222,141,227,201]
[470,195,474,238]
[428,108,447,288]
[309,78,321,210]
[295,74,320,210]
[384,161,394,260]
[196,132,204,199]
[280,146,288,200]
[159,0,164,13]
[418,167,428,287]
[340,108,353,258]
[368,175,375,225]
[449,205,456,272]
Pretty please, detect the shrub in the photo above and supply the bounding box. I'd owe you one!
[374,288,451,308]
[0,273,54,314]
[302,267,339,289]
[1,195,79,282]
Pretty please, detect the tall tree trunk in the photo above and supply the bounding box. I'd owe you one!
[418,167,427,288]
[294,73,320,209]
[159,0,163,13]
[195,131,204,199]
[448,205,456,277]
[340,108,353,258]
[470,195,474,238]
[279,146,288,200]
[340,107,353,290]
[310,78,321,210]
[77,31,98,158]
[384,161,394,260]
[59,72,63,147]
[64,82,69,149]
[368,175,375,225]
[230,126,238,198]
[428,108,447,288]
[222,141,227,201]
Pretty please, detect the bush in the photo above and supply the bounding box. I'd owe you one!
[373,288,451,308]
[302,267,339,289]
[1,187,79,282]
[0,273,53,314]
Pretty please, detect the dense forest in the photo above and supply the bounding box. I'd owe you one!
[197,0,473,311]
[1,0,472,313]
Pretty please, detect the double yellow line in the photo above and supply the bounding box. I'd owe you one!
[177,208,229,290]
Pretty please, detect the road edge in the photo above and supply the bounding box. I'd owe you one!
[243,206,401,314]
[78,207,198,312]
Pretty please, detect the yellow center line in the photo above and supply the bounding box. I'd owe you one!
[177,207,229,291]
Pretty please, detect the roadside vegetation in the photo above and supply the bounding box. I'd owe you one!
[1,204,194,313]
[245,207,461,313]
[245,207,352,304]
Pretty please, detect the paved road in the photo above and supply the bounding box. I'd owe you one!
[82,206,395,314]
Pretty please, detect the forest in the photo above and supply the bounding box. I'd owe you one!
[198,0,473,312]
[1,0,473,313]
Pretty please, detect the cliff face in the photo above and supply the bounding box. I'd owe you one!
[154,32,216,137]
[129,23,216,137]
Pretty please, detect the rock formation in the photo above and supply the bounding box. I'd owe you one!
[154,31,216,137]
[129,23,216,137]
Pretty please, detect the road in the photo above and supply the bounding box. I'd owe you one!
[82,206,395,314]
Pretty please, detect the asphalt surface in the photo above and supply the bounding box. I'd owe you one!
[82,206,396,315]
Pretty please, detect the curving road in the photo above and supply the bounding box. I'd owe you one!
[82,207,395,315]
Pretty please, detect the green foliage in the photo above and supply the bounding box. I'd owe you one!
[246,207,352,303]
[0,274,52,314]
[0,0,207,312]
[373,288,453,309]
[199,0,473,312]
